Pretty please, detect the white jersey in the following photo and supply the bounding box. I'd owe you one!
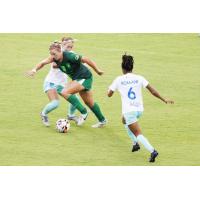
[44,65,68,86]
[109,73,149,114]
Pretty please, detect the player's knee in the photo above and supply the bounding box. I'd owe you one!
[61,90,70,99]
[85,100,94,108]
[134,131,140,137]
[51,100,60,109]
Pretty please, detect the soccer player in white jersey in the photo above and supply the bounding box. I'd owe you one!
[40,37,79,126]
[108,54,174,162]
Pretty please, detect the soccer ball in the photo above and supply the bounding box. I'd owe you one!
[56,119,70,133]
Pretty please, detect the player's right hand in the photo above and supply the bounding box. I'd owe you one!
[165,99,174,104]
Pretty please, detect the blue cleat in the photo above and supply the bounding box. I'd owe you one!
[149,150,159,162]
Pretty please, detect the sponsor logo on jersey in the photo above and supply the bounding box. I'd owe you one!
[60,65,67,72]
[129,102,141,107]
[61,64,71,72]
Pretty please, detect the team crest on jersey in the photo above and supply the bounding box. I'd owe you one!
[75,55,79,60]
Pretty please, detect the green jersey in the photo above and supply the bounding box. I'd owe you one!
[55,51,92,80]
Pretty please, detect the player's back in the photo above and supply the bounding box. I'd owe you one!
[112,73,149,114]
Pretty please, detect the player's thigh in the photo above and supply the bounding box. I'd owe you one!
[123,111,142,136]
[62,81,85,96]
[46,89,59,101]
[79,90,94,107]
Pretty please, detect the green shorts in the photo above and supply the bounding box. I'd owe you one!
[76,76,93,91]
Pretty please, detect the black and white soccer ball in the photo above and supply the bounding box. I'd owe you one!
[56,119,70,133]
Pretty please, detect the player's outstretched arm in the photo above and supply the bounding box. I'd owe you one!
[146,84,174,104]
[81,56,104,76]
[26,56,53,77]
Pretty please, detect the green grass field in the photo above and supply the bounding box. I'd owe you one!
[0,33,199,165]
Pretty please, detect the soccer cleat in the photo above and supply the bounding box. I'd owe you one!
[132,143,140,152]
[91,119,107,128]
[40,112,50,127]
[67,115,79,123]
[149,150,159,162]
[76,112,89,126]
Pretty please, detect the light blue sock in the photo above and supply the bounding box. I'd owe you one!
[42,100,59,115]
[137,134,154,153]
[68,103,77,117]
[125,125,138,144]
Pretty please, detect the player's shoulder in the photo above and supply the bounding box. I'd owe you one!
[113,75,124,82]
[132,73,147,81]
[132,73,144,78]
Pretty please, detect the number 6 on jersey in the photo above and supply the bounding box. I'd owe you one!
[128,87,136,100]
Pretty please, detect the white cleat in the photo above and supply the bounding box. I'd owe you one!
[67,115,79,124]
[76,112,89,126]
[40,113,50,127]
[91,119,107,128]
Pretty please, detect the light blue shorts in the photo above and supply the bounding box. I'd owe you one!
[123,111,143,125]
[43,82,64,94]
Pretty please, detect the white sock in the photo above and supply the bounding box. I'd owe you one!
[68,114,75,117]
[137,134,154,153]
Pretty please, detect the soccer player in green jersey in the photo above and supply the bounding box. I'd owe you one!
[28,42,107,128]
[39,37,80,127]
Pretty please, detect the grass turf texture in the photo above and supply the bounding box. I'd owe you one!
[0,33,199,166]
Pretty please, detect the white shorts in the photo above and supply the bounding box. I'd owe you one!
[123,111,143,125]
[43,81,65,94]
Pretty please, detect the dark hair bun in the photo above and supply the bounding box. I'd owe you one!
[121,54,134,72]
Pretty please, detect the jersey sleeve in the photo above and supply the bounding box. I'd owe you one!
[141,76,149,88]
[66,52,82,64]
[109,77,119,91]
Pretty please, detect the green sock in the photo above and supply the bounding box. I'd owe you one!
[68,95,80,116]
[67,95,87,115]
[90,102,105,122]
